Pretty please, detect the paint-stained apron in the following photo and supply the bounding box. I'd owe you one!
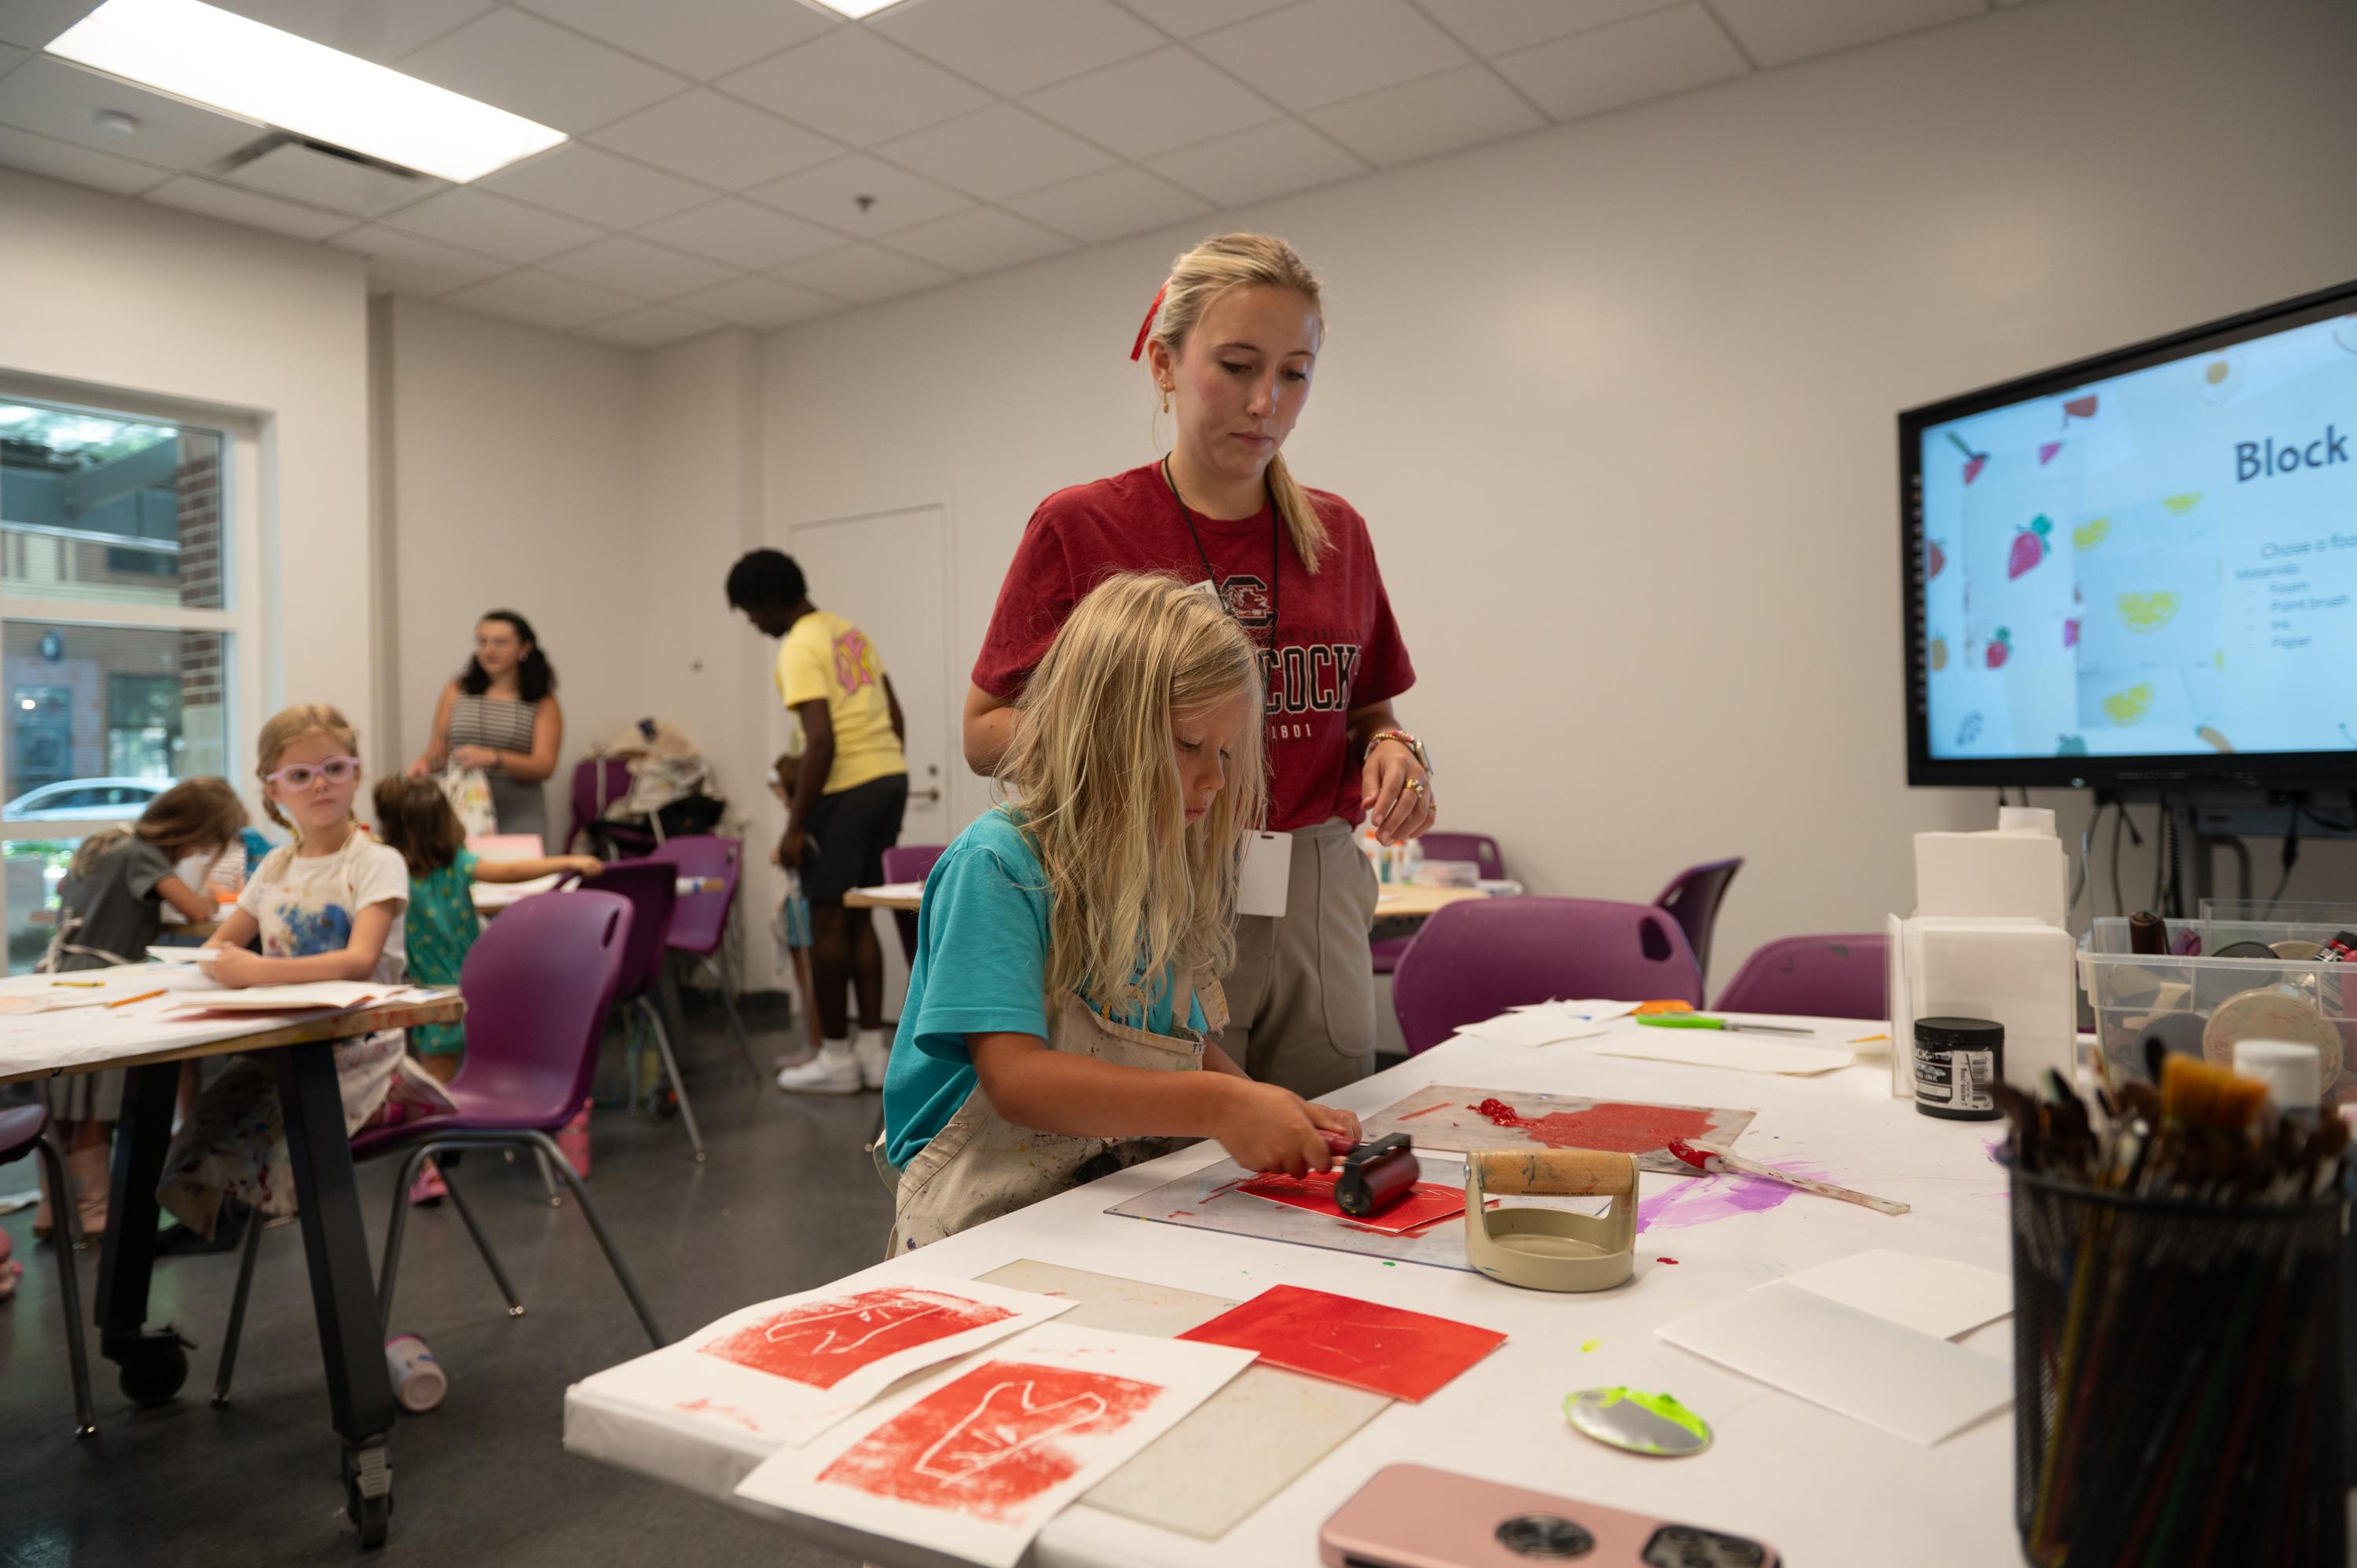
[879,973,1226,1255]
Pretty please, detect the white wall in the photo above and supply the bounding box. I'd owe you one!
[0,167,372,760]
[760,0,2357,987]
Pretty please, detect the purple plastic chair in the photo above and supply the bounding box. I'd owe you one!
[569,757,651,859]
[0,1105,96,1436]
[592,860,707,1160]
[879,844,945,966]
[213,892,661,1400]
[1654,856,1743,983]
[1371,831,1505,976]
[1391,897,1703,1056]
[644,835,758,1085]
[1715,934,1889,1020]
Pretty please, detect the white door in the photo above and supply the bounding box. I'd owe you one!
[784,505,951,1013]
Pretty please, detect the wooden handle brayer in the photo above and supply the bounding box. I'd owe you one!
[1471,1149,1637,1197]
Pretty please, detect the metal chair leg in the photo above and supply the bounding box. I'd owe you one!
[33,1137,97,1437]
[432,1149,525,1319]
[636,995,705,1162]
[522,1131,665,1347]
[702,955,761,1086]
[212,1203,266,1405]
[374,1145,434,1335]
[533,1150,563,1207]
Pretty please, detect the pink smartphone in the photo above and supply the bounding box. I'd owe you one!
[1318,1464,1781,1568]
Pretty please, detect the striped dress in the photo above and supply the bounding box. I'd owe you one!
[448,694,548,840]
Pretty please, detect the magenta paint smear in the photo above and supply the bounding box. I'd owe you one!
[1637,1161,1830,1233]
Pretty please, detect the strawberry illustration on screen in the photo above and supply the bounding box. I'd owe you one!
[2062,394,2098,420]
[2007,516,2052,580]
[2063,618,2079,649]
[1986,628,2012,669]
[1926,539,1946,580]
[1944,430,1987,485]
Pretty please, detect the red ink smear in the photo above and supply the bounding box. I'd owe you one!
[819,1359,1159,1522]
[1167,1210,1194,1218]
[1656,1257,1680,1266]
[1468,1098,1717,1155]
[1178,1284,1504,1403]
[1241,1170,1467,1233]
[1398,1101,1453,1122]
[676,1396,761,1431]
[2062,394,2098,419]
[700,1288,1014,1389]
[1469,1097,1523,1127]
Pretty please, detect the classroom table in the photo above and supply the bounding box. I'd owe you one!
[0,980,464,1548]
[473,872,723,915]
[565,1010,2017,1567]
[845,879,1487,921]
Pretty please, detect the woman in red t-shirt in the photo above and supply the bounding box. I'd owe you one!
[962,233,1432,1099]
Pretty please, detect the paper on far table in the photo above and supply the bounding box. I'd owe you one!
[1656,1280,2011,1445]
[859,881,926,903]
[165,982,414,1013]
[1587,1031,1854,1075]
[1459,1000,1619,1047]
[1781,1249,2013,1341]
[733,1321,1255,1568]
[1508,998,1641,1022]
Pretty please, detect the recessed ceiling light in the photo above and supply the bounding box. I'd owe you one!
[92,108,140,136]
[814,0,909,17]
[46,0,565,184]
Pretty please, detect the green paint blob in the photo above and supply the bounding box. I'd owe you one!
[1580,1339,1601,1354]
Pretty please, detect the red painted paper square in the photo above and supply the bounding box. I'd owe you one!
[817,1359,1160,1522]
[1237,1170,1468,1233]
[698,1288,1015,1390]
[1177,1284,1505,1403]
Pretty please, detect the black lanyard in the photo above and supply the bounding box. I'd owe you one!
[1160,456,1278,635]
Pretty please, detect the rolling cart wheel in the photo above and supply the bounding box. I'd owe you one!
[344,1442,394,1548]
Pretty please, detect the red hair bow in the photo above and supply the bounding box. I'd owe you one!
[1128,283,1168,362]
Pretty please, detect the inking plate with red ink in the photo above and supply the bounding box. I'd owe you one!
[1178,1284,1505,1403]
[1355,1084,1754,1174]
[733,1321,1255,1568]
[1237,1170,1468,1234]
[571,1271,1076,1450]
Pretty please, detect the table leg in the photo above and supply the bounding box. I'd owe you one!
[271,1041,398,1547]
[94,1063,192,1405]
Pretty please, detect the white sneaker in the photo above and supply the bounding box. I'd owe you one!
[853,1030,889,1090]
[776,1044,860,1095]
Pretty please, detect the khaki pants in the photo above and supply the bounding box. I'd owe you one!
[1219,819,1379,1100]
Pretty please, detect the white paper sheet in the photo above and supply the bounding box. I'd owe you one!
[165,982,413,1013]
[1656,1280,2011,1445]
[860,881,926,903]
[1588,1033,1854,1075]
[574,1272,1076,1451]
[733,1321,1255,1568]
[472,874,561,910]
[1460,1000,1629,1047]
[1507,998,1640,1022]
[1781,1250,2013,1340]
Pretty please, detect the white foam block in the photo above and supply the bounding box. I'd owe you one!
[1915,830,2066,926]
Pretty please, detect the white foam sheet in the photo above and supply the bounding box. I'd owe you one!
[732,1322,1255,1568]
[1780,1249,2013,1341]
[1656,1280,2011,1445]
[574,1271,1076,1449]
[1461,999,1635,1046]
[1589,1031,1854,1075]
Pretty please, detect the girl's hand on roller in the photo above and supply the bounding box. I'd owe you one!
[1306,1103,1362,1149]
[1217,1082,1332,1177]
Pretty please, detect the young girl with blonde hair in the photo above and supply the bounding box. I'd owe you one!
[883,572,1361,1251]
[159,705,452,1238]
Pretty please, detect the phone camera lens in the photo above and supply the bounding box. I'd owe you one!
[1494,1512,1595,1558]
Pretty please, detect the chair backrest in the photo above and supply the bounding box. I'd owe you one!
[454,889,632,1125]
[569,758,639,855]
[1417,831,1505,880]
[586,860,677,1002]
[1391,897,1703,1055]
[1653,856,1743,980]
[878,844,945,966]
[643,833,739,955]
[1714,933,1889,1020]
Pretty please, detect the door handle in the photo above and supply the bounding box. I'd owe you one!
[912,787,943,804]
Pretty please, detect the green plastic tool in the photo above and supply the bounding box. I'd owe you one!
[1634,1014,1814,1035]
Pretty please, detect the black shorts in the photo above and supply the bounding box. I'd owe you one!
[799,772,908,901]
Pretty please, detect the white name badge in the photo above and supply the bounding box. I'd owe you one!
[1237,830,1292,918]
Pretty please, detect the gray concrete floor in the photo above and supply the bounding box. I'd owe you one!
[0,997,885,1567]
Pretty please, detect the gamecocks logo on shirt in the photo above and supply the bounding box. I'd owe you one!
[1217,575,1274,628]
[833,628,880,692]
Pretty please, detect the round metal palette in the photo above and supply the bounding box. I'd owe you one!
[1563,1386,1714,1456]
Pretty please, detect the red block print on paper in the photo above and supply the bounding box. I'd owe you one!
[1237,1170,1468,1234]
[816,1360,1160,1522]
[698,1288,1014,1390]
[1178,1284,1505,1403]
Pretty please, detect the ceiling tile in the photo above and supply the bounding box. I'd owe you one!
[1409,0,1684,57]
[874,0,1161,97]
[1003,164,1208,244]
[222,139,442,217]
[329,224,511,294]
[1193,0,1468,112]
[515,0,837,82]
[0,0,100,51]
[675,273,841,328]
[772,242,954,304]
[445,269,642,329]
[715,27,989,148]
[580,302,727,348]
[0,40,24,74]
[0,57,262,170]
[882,206,1071,275]
[588,90,838,191]
[1021,46,1279,160]
[0,122,169,195]
[482,143,709,228]
[747,153,971,237]
[1494,3,1749,120]
[1109,0,1291,38]
[1308,63,1543,167]
[1709,0,1985,68]
[875,104,1114,201]
[142,174,354,240]
[398,9,686,134]
[209,0,491,64]
[542,233,737,297]
[379,187,603,263]
[1147,119,1365,207]
[635,196,844,267]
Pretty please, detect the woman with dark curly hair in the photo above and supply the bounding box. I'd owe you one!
[405,610,563,840]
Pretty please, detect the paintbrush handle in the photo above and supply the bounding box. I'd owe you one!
[1706,1145,1912,1216]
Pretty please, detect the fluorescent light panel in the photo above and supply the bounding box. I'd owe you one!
[816,0,908,16]
[46,0,565,184]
